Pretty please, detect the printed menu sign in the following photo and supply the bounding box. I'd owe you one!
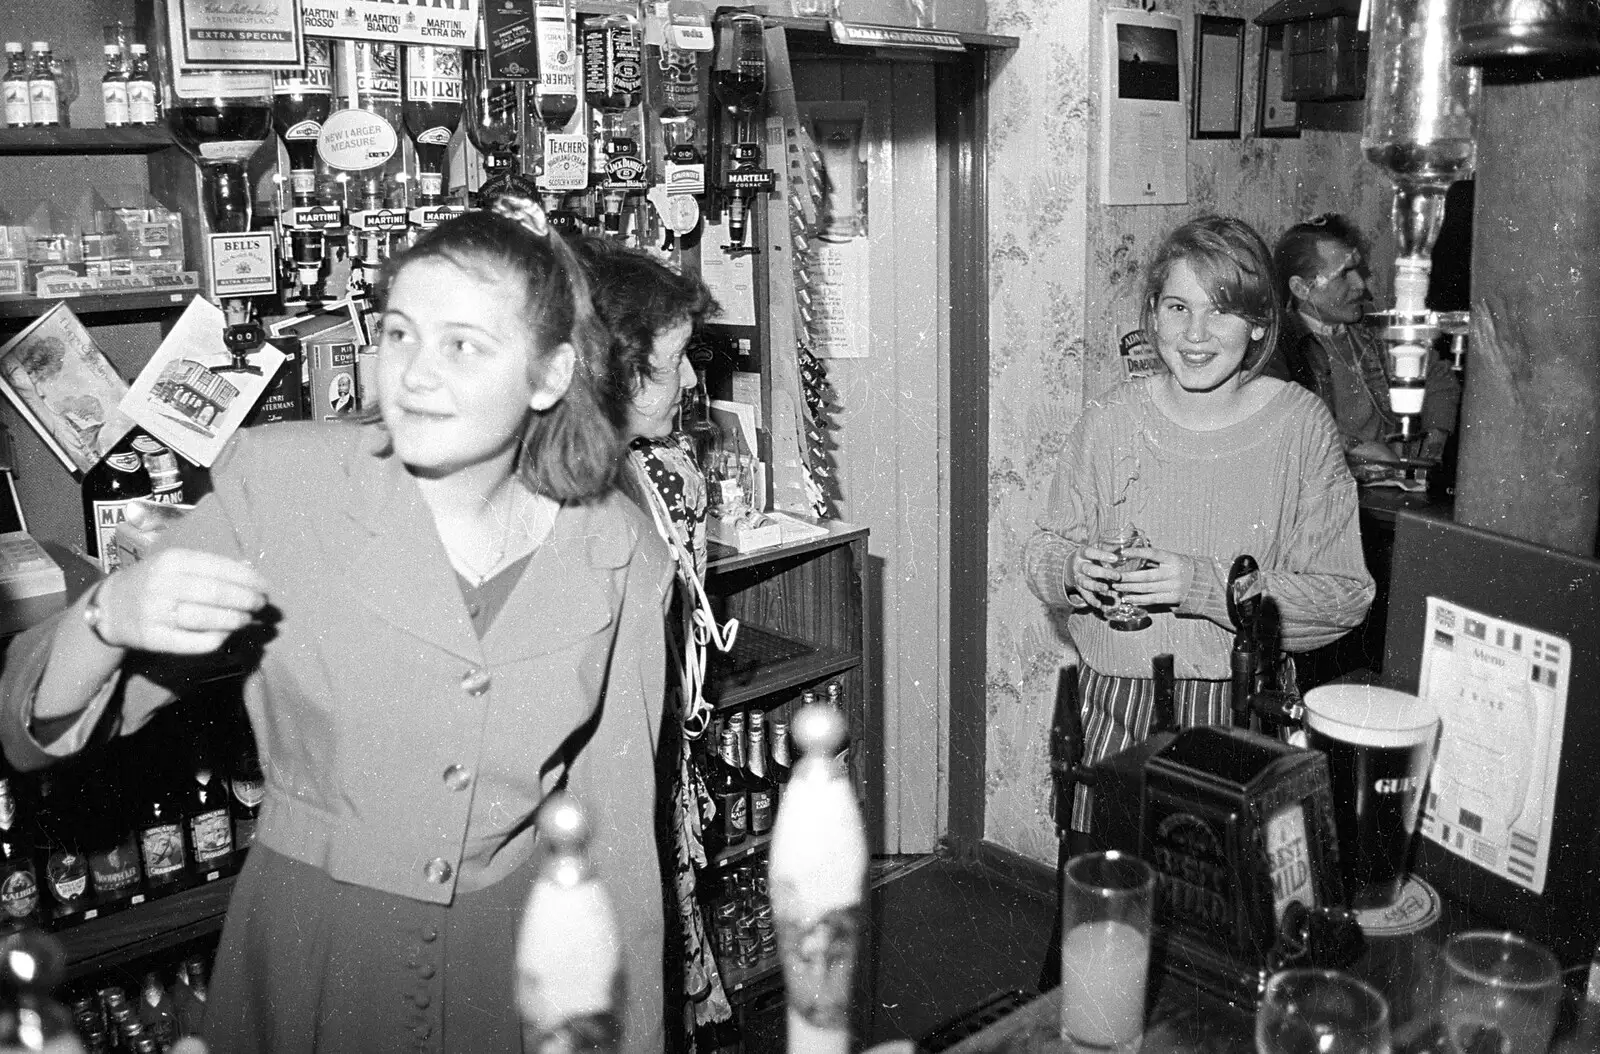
[173,0,306,69]
[303,0,479,47]
[1417,596,1570,894]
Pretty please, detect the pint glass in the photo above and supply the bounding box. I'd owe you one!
[1302,685,1440,910]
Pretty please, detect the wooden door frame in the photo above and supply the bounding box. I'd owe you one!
[942,46,993,856]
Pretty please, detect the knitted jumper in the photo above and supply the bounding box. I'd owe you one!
[1024,377,1375,680]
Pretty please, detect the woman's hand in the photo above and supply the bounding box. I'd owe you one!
[1114,545,1195,610]
[1068,541,1124,611]
[94,549,270,655]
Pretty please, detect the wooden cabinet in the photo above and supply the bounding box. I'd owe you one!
[696,521,872,1009]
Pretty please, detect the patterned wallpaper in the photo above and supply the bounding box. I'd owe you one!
[982,0,1395,863]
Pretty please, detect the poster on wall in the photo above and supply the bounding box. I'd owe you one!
[1101,8,1188,206]
[801,102,870,360]
[302,0,479,47]
[172,0,305,70]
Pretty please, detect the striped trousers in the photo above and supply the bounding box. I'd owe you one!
[1070,665,1233,833]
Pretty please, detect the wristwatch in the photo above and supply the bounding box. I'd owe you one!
[81,579,112,645]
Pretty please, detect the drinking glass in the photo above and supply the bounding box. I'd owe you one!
[1438,931,1561,1054]
[1059,851,1155,1054]
[1256,969,1392,1054]
[1092,524,1153,631]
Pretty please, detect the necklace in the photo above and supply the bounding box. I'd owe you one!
[447,485,524,587]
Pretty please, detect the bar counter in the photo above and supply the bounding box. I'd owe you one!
[943,938,1597,1054]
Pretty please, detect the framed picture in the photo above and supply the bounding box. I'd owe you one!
[1191,14,1245,139]
[1256,24,1301,137]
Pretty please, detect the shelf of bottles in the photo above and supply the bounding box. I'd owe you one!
[696,678,854,1000]
[0,683,262,980]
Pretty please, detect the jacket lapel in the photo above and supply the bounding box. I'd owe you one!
[338,444,483,663]
[481,500,630,666]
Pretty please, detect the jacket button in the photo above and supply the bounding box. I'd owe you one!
[460,667,491,695]
[423,858,453,884]
[442,765,471,792]
[419,963,436,979]
[414,992,432,1009]
[420,928,439,943]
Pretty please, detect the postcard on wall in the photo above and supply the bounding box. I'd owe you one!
[119,298,287,468]
[0,303,138,477]
[1101,8,1188,206]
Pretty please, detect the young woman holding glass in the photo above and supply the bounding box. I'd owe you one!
[1023,214,1375,838]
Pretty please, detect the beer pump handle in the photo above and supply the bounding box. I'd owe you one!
[1048,665,1085,836]
[1151,654,1177,735]
[1227,555,1262,730]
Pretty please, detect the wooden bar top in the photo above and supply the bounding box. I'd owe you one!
[942,960,1597,1053]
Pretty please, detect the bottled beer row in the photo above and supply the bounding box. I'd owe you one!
[0,685,261,933]
[698,681,850,859]
[60,943,214,1054]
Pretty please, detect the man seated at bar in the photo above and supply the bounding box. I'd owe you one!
[1269,213,1460,466]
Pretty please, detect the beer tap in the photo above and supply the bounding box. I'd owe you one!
[1227,555,1301,738]
[711,11,772,255]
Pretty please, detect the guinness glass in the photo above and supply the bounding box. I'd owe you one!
[1303,685,1440,910]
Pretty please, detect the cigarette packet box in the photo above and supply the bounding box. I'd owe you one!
[307,340,361,422]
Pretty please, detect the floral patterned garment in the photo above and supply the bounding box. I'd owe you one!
[627,434,728,1036]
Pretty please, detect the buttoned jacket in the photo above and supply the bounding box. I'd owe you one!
[0,422,672,1030]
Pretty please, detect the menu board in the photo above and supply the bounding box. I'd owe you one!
[1417,596,1570,894]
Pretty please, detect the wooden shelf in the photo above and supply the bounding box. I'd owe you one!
[706,636,859,712]
[707,833,772,871]
[0,290,197,322]
[720,956,781,995]
[706,521,868,576]
[0,126,173,155]
[56,873,236,981]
